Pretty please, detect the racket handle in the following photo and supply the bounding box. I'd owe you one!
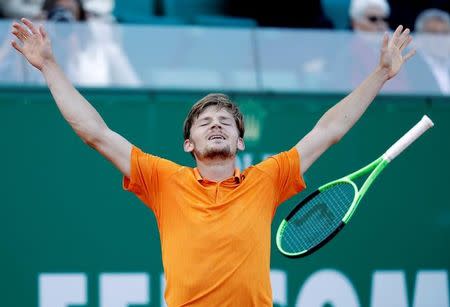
[383,115,434,162]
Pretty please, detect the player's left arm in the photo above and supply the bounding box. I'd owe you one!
[296,25,416,176]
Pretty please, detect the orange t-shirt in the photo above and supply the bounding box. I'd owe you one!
[123,146,305,307]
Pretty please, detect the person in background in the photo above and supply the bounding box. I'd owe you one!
[387,0,449,31]
[414,9,450,94]
[40,0,87,21]
[415,8,450,34]
[0,0,106,22]
[328,0,409,93]
[38,0,113,21]
[0,0,43,19]
[350,0,390,32]
[27,0,141,86]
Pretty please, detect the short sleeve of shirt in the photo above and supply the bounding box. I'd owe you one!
[254,147,306,206]
[122,146,181,216]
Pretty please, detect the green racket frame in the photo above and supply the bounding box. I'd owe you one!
[276,157,389,258]
[276,115,434,258]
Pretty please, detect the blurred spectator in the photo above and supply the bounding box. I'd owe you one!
[25,0,140,86]
[350,0,390,32]
[413,9,450,94]
[45,22,142,86]
[226,0,333,29]
[40,0,87,21]
[83,0,114,22]
[325,0,413,93]
[387,0,450,31]
[0,0,140,86]
[415,8,450,34]
[0,0,113,21]
[1,0,44,19]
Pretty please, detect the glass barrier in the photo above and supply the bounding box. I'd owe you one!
[257,29,450,95]
[1,20,449,95]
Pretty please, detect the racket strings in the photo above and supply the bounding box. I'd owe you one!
[281,183,355,254]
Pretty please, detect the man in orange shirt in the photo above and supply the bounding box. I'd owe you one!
[11,18,414,306]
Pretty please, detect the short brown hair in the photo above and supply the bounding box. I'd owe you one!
[183,93,245,140]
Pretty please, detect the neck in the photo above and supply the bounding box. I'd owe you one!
[196,157,236,182]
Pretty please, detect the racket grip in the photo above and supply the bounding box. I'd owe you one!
[383,115,434,162]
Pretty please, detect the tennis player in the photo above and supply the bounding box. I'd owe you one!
[11,18,414,306]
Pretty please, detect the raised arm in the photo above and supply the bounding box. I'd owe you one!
[296,25,415,175]
[11,18,132,177]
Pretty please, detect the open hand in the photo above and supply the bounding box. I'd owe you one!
[11,18,54,71]
[379,25,416,80]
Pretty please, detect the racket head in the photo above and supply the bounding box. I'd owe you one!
[276,180,358,258]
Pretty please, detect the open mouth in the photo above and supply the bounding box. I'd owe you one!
[208,135,225,140]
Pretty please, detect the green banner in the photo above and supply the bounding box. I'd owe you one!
[1,89,449,306]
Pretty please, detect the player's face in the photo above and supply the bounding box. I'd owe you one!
[184,106,244,160]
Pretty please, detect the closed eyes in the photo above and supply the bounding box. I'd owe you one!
[198,119,232,126]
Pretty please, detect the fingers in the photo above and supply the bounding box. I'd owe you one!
[39,25,47,40]
[390,25,412,49]
[21,18,39,35]
[403,48,416,62]
[12,30,27,42]
[399,35,413,52]
[381,32,389,49]
[12,22,31,42]
[388,25,414,57]
[390,25,403,47]
[398,28,411,50]
[11,40,24,54]
[12,19,47,39]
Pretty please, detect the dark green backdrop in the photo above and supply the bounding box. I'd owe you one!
[1,87,449,306]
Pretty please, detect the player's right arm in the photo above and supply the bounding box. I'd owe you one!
[11,18,132,177]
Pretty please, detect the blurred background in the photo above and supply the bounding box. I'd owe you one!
[1,0,449,306]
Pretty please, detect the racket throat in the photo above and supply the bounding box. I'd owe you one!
[343,159,389,222]
[358,159,389,198]
[347,157,383,180]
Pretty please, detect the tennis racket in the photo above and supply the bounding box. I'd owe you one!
[276,115,434,258]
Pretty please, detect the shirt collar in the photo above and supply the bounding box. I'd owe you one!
[193,167,242,183]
